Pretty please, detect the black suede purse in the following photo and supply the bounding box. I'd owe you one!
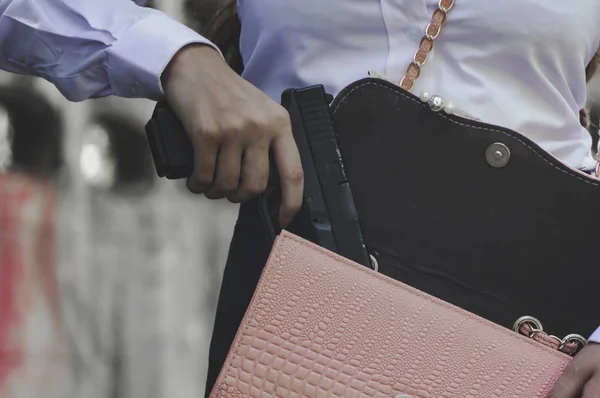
[330,75,598,352]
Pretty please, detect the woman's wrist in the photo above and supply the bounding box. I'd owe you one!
[161,43,224,91]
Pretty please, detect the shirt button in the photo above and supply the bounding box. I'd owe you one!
[406,25,423,42]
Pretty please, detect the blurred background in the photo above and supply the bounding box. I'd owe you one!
[0,1,599,398]
[0,1,239,398]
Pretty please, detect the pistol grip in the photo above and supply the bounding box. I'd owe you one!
[145,102,194,179]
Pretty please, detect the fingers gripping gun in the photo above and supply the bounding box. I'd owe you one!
[145,85,371,268]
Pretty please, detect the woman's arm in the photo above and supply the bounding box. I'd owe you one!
[0,0,304,223]
[0,0,220,101]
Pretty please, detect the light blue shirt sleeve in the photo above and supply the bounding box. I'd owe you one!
[0,0,222,101]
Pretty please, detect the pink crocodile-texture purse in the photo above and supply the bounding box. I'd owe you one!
[209,231,571,397]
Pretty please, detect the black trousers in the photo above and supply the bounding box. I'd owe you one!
[205,199,271,396]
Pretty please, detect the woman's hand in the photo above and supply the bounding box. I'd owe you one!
[547,343,600,397]
[161,44,304,227]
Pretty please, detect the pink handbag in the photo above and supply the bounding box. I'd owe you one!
[209,231,571,397]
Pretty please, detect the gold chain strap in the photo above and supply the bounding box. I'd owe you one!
[399,0,455,92]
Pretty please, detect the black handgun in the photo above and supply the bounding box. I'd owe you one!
[145,85,370,267]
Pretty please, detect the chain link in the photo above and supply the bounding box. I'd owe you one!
[400,0,455,92]
[513,316,587,356]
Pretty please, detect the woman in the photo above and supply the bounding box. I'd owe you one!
[162,1,600,396]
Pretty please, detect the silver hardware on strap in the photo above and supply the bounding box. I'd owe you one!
[513,315,543,332]
[369,253,379,272]
[513,315,587,356]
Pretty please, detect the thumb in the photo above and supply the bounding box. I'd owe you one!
[547,363,591,398]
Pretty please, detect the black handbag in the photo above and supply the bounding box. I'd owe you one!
[329,75,599,344]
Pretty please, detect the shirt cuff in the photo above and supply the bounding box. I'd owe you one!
[588,326,600,344]
[107,11,223,101]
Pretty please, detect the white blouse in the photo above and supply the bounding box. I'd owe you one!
[238,0,600,170]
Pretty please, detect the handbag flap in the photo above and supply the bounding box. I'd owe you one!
[210,230,571,397]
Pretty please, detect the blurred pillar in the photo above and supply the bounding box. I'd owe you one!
[0,85,69,398]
